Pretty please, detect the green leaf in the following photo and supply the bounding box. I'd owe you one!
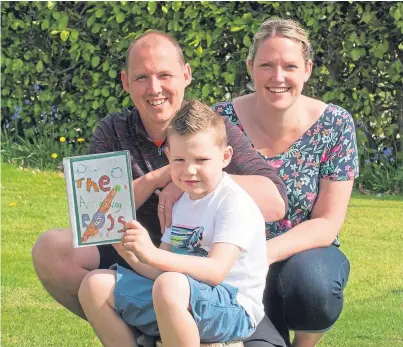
[41,19,50,30]
[52,11,60,20]
[196,46,203,56]
[109,69,117,78]
[392,7,401,20]
[374,40,389,58]
[205,33,212,47]
[95,8,105,18]
[116,12,125,24]
[47,1,56,9]
[101,87,110,97]
[60,30,69,42]
[87,15,95,28]
[91,56,100,68]
[102,61,110,72]
[230,26,244,32]
[172,1,182,12]
[147,2,157,15]
[69,30,79,42]
[243,34,251,47]
[202,84,210,97]
[36,61,44,73]
[351,48,366,61]
[122,96,131,107]
[162,5,168,14]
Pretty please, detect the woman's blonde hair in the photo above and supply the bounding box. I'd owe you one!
[247,18,313,64]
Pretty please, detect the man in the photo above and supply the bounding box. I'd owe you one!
[32,31,287,347]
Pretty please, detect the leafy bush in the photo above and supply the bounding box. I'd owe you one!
[1,1,402,190]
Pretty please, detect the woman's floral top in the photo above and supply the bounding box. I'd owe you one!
[213,102,359,245]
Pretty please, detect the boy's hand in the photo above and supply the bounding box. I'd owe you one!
[122,220,157,264]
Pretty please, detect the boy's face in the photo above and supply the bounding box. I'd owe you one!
[166,130,232,200]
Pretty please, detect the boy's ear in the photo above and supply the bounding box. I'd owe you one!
[164,146,170,157]
[222,146,233,169]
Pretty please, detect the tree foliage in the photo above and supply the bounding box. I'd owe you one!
[2,1,402,174]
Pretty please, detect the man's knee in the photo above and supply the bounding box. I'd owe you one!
[152,272,189,307]
[32,228,72,275]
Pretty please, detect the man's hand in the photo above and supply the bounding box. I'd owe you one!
[122,220,157,264]
[157,181,183,233]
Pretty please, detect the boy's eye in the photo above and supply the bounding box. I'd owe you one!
[197,158,210,162]
[173,158,184,162]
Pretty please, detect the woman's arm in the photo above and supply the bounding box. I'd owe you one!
[266,179,354,265]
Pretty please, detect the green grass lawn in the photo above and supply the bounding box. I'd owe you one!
[2,163,403,346]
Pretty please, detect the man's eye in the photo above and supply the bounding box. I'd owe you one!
[135,76,146,81]
[287,65,298,69]
[161,74,172,78]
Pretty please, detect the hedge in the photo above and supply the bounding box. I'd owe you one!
[2,1,403,169]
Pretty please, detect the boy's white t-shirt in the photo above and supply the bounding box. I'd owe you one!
[161,173,268,326]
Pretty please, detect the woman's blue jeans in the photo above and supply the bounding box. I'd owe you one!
[263,245,350,346]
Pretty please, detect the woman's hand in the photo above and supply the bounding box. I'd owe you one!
[157,181,184,233]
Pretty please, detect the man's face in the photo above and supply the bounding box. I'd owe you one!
[121,37,192,134]
[166,130,232,200]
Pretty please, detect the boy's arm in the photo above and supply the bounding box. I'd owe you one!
[112,242,171,280]
[122,221,240,287]
[149,243,240,286]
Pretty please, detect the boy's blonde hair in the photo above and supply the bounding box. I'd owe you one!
[167,100,227,148]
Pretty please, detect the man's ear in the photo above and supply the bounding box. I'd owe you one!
[183,63,192,87]
[222,146,233,169]
[121,70,130,93]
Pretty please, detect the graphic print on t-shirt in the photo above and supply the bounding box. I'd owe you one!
[171,224,208,257]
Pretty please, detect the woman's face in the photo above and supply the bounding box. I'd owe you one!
[248,36,312,111]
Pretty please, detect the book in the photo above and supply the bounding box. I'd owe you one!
[63,151,136,248]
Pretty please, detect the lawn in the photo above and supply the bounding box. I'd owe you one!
[1,163,403,347]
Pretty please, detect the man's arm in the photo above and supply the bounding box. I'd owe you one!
[223,117,288,221]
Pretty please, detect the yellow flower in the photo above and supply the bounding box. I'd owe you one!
[51,153,58,159]
[77,138,85,143]
[59,136,66,143]
[9,202,17,207]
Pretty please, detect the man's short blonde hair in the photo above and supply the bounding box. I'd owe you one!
[167,100,227,148]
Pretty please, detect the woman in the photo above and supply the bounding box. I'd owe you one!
[214,18,359,347]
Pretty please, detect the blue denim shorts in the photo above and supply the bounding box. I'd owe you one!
[113,265,255,343]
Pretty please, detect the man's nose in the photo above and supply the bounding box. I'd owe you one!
[147,76,162,95]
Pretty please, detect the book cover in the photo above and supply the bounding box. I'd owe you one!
[63,151,136,247]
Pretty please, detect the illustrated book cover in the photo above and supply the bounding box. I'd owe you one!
[63,151,136,247]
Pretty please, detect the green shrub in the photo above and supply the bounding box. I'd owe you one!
[1,1,402,190]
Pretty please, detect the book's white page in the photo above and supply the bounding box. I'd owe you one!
[66,151,135,247]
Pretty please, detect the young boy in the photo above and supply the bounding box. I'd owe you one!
[78,100,268,347]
